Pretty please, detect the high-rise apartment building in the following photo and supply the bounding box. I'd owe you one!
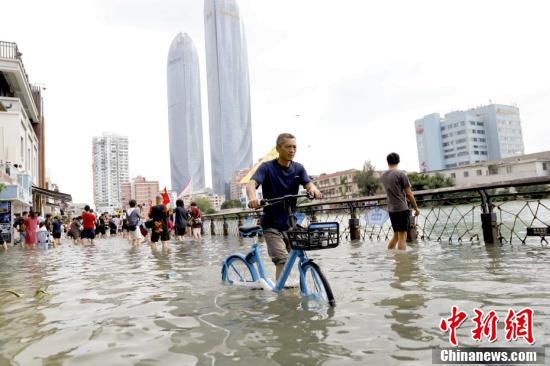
[204,0,253,198]
[415,104,525,172]
[92,133,129,212]
[120,175,159,213]
[167,33,205,194]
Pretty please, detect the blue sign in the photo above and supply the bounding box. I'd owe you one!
[295,212,306,225]
[364,207,389,226]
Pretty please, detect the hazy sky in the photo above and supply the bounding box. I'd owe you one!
[2,0,549,203]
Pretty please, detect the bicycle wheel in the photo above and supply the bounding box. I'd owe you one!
[222,255,256,284]
[300,261,335,307]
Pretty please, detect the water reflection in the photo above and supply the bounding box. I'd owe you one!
[484,244,504,275]
[377,250,432,344]
[1,235,549,365]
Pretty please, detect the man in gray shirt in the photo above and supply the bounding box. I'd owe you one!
[381,152,420,250]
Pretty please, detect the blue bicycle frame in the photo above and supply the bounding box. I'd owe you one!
[221,194,337,306]
[227,241,309,291]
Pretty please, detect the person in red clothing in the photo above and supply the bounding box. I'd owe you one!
[24,210,40,246]
[81,205,97,245]
[189,202,202,239]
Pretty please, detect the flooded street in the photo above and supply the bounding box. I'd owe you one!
[1,235,549,365]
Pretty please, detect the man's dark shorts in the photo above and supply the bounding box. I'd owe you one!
[389,210,410,232]
[81,228,96,239]
[175,227,186,236]
[151,229,170,242]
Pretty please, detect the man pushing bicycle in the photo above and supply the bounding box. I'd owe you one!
[247,133,322,280]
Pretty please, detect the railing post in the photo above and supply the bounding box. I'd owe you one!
[210,219,216,235]
[223,217,228,236]
[349,205,360,240]
[479,189,498,244]
[309,209,318,223]
[406,212,418,242]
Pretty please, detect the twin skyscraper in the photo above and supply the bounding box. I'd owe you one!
[167,0,253,198]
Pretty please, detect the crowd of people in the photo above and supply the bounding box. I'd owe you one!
[2,196,203,251]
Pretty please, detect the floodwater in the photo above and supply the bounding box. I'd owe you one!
[1,234,549,365]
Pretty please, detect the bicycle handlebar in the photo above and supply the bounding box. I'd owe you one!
[260,193,312,207]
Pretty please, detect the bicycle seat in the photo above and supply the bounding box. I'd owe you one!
[239,224,262,237]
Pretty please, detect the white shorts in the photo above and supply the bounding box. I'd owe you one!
[129,228,143,240]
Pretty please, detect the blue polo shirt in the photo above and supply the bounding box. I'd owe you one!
[251,159,311,231]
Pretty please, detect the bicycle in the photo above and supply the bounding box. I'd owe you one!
[221,194,339,307]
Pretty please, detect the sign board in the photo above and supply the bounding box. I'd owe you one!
[0,201,11,242]
[295,212,306,225]
[364,206,389,226]
[526,227,550,236]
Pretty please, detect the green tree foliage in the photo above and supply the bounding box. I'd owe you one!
[355,161,381,196]
[195,197,213,213]
[407,172,454,191]
[221,199,242,209]
[515,184,549,199]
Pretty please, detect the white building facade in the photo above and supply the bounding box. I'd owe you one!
[425,151,550,187]
[415,104,525,172]
[92,133,129,212]
[0,41,40,241]
[182,188,225,212]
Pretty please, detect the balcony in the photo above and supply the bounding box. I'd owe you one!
[0,41,39,122]
[0,172,32,205]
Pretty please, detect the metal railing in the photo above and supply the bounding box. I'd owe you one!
[203,176,550,246]
[0,41,32,97]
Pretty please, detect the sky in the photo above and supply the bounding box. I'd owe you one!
[1,0,549,203]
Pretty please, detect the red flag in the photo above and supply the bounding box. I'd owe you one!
[161,187,170,205]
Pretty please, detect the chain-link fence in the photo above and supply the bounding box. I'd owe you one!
[203,177,550,246]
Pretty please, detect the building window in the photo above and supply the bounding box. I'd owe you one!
[463,171,469,177]
[450,173,456,178]
[543,162,548,171]
[506,166,512,174]
[476,170,482,176]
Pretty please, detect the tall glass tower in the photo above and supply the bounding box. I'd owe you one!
[204,0,253,197]
[167,32,205,194]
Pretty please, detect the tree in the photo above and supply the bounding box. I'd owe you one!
[195,197,214,213]
[221,199,242,209]
[515,184,549,199]
[355,161,381,196]
[407,172,454,191]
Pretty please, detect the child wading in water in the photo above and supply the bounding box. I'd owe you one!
[37,222,51,249]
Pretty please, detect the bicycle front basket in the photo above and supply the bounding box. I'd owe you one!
[287,222,339,251]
